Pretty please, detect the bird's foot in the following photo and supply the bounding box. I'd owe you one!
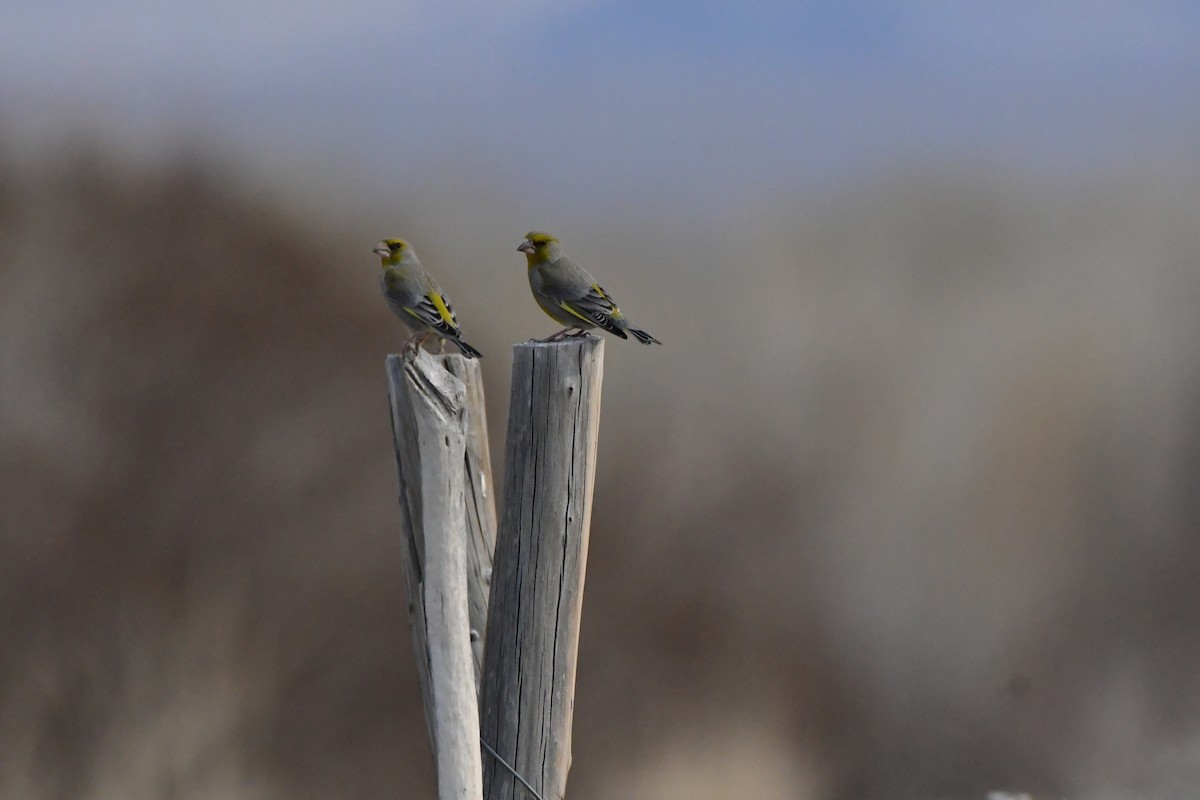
[532,329,593,343]
[402,332,430,359]
[537,328,576,343]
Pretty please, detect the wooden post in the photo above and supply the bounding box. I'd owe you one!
[480,337,605,800]
[440,356,499,694]
[386,351,487,800]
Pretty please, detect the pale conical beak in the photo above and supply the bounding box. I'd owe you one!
[373,242,390,257]
[517,240,535,254]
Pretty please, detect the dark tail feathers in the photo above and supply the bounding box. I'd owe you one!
[629,328,662,345]
[453,338,483,358]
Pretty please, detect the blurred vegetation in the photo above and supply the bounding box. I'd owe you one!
[2,141,1200,800]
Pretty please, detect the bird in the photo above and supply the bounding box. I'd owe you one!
[518,231,662,345]
[373,238,483,358]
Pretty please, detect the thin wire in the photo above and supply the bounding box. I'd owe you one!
[480,737,546,800]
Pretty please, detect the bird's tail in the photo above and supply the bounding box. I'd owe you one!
[629,327,662,345]
[453,338,483,358]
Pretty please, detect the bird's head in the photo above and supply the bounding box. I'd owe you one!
[518,231,561,265]
[373,238,412,266]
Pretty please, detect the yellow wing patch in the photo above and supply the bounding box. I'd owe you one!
[428,292,456,326]
[558,301,593,324]
[592,284,623,319]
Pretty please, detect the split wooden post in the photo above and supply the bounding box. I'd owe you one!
[479,337,605,800]
[440,356,499,694]
[386,350,491,800]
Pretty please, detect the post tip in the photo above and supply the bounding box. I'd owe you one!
[513,336,604,351]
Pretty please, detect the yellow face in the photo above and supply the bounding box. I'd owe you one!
[373,238,409,264]
[518,231,559,263]
[525,231,557,246]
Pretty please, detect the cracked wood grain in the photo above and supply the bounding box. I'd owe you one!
[480,337,604,800]
[440,356,499,695]
[388,350,493,800]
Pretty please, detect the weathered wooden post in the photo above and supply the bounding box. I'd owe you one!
[387,350,497,800]
[387,338,603,800]
[440,356,500,692]
[479,337,605,800]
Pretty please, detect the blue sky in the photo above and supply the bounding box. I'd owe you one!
[3,2,1199,215]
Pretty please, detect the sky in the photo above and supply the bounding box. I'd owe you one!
[4,2,1199,216]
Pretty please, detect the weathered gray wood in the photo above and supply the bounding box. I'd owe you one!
[440,356,498,695]
[386,351,484,800]
[480,337,605,800]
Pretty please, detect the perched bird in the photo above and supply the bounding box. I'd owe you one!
[518,231,662,345]
[373,238,483,358]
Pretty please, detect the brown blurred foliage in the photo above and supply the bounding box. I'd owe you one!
[3,144,1200,799]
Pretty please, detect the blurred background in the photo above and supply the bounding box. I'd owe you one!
[3,3,1200,798]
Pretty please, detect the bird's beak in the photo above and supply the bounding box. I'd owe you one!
[517,240,535,254]
[373,242,390,258]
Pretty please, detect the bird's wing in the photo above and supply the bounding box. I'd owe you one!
[535,257,628,336]
[560,283,629,337]
[572,282,621,318]
[404,290,462,337]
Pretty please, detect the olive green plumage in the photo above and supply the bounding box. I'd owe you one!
[373,238,482,358]
[518,231,662,345]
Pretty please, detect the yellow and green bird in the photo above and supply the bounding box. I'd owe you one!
[373,238,482,358]
[518,231,661,345]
